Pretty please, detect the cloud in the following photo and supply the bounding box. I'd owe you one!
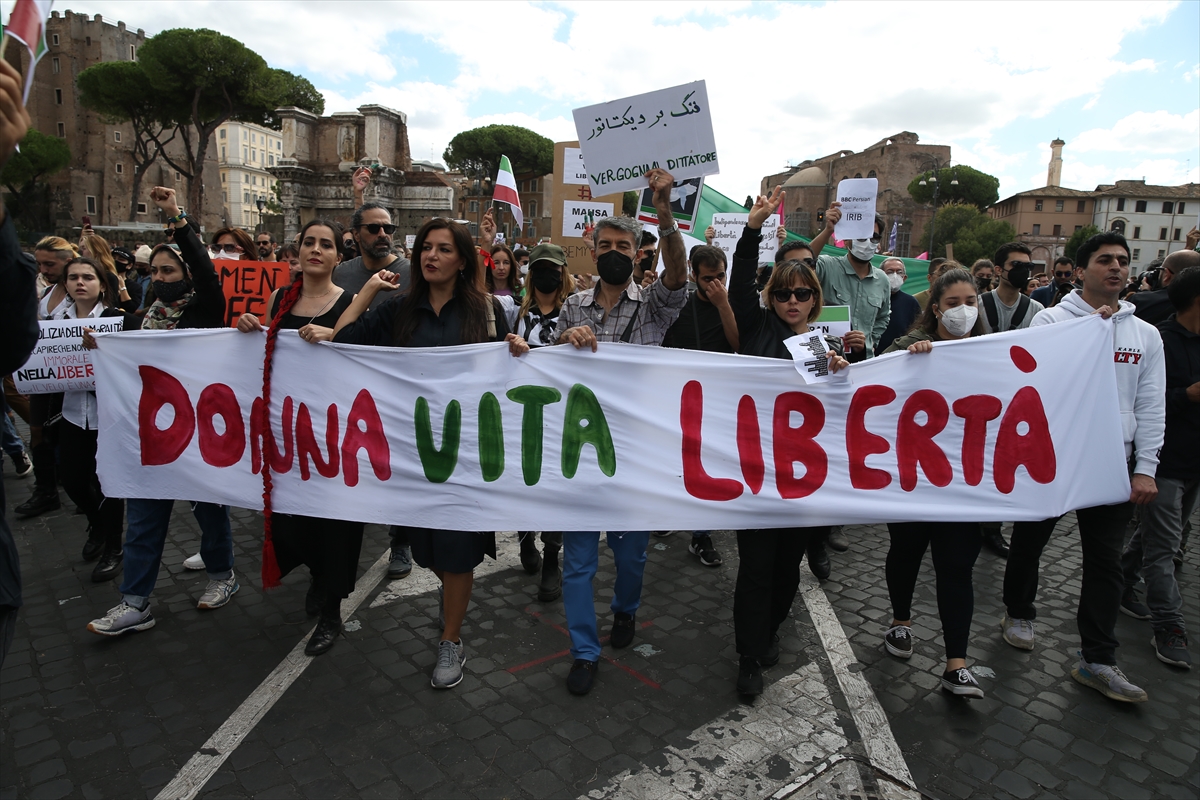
[1072,110,1200,154]
[1185,64,1200,82]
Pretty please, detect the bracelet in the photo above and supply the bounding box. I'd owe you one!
[658,221,679,237]
[166,211,187,224]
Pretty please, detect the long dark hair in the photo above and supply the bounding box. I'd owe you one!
[62,256,110,305]
[487,244,522,294]
[911,266,984,337]
[392,218,490,346]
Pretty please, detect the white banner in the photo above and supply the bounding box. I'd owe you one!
[572,80,719,194]
[15,318,126,394]
[711,213,778,266]
[93,318,1130,531]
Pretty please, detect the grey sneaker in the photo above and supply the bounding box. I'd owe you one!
[431,639,466,689]
[87,601,155,636]
[1152,628,1192,669]
[1001,614,1036,651]
[183,553,205,570]
[388,545,412,578]
[1071,653,1148,703]
[197,575,239,610]
[884,625,913,658]
[1119,589,1151,620]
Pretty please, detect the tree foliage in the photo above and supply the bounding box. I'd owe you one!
[1064,224,1100,262]
[907,164,1000,210]
[1,129,70,228]
[623,191,639,216]
[919,201,1017,266]
[442,125,553,180]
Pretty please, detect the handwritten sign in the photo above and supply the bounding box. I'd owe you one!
[833,178,878,241]
[548,142,625,275]
[811,306,852,340]
[710,213,779,266]
[784,331,837,385]
[636,177,703,233]
[215,258,290,327]
[14,318,125,394]
[405,235,416,250]
[572,80,719,194]
[561,201,615,239]
[563,147,589,185]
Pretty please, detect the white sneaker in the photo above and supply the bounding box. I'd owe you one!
[183,553,205,570]
[1071,653,1148,703]
[197,575,239,610]
[431,640,466,689]
[87,601,155,636]
[1001,614,1036,651]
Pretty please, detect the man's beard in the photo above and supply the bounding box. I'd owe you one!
[365,240,393,259]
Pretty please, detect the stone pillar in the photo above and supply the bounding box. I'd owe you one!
[1047,139,1065,188]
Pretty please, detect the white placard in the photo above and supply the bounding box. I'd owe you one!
[404,235,415,250]
[833,178,878,241]
[784,331,839,385]
[563,147,589,185]
[711,213,779,266]
[810,306,852,340]
[14,318,126,394]
[572,80,719,194]
[561,201,615,239]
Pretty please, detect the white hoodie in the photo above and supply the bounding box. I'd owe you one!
[1030,290,1165,476]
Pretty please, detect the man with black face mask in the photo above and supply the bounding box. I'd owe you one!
[110,247,143,311]
[553,168,688,697]
[633,230,657,286]
[980,242,1043,334]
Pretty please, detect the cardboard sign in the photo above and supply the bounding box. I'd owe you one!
[834,178,878,241]
[811,306,852,339]
[572,80,719,194]
[636,176,703,233]
[711,213,779,266]
[14,317,125,394]
[563,147,589,185]
[548,141,626,275]
[214,258,290,327]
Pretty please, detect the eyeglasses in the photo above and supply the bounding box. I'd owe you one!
[1007,259,1031,268]
[771,287,815,303]
[209,244,242,255]
[358,223,397,235]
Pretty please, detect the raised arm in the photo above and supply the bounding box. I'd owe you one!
[809,201,842,259]
[332,269,402,339]
[646,168,687,291]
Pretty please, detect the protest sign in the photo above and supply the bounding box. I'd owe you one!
[811,306,852,339]
[548,141,625,275]
[572,80,719,194]
[14,317,126,394]
[214,258,290,327]
[94,316,1129,530]
[561,201,615,239]
[405,235,416,250]
[833,178,878,241]
[784,332,842,385]
[562,147,589,185]
[636,176,703,233]
[711,213,779,266]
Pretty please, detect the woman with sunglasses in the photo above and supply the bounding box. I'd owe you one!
[208,227,256,261]
[726,190,849,696]
[880,266,987,699]
[333,217,529,690]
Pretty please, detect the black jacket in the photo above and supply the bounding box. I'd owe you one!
[335,292,512,347]
[1156,316,1200,479]
[165,222,226,329]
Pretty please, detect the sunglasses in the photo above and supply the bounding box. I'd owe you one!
[358,223,397,235]
[1054,271,1073,278]
[771,287,815,303]
[209,244,242,255]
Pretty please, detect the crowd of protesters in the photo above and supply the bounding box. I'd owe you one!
[2,58,1198,708]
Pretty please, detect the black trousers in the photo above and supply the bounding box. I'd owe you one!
[734,527,826,658]
[27,393,60,493]
[1004,501,1133,665]
[519,531,562,551]
[886,522,981,660]
[273,515,365,601]
[58,421,123,552]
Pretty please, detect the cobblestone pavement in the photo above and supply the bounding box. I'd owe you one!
[1,458,1198,799]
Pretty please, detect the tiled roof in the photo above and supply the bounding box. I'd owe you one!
[1092,182,1199,199]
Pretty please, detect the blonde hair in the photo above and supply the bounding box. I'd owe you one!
[764,259,824,324]
[35,236,79,260]
[80,233,117,276]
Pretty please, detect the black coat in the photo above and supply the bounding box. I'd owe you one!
[1156,316,1200,479]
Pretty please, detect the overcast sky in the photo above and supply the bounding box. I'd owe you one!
[30,0,1200,203]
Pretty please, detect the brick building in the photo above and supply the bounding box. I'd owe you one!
[761,132,950,257]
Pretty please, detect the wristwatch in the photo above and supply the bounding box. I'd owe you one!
[658,221,679,237]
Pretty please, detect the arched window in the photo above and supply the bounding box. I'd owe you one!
[854,173,862,179]
[1110,220,1126,235]
[867,170,877,178]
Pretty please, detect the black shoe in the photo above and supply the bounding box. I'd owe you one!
[91,549,123,583]
[826,527,850,552]
[518,533,542,575]
[305,611,341,656]
[567,659,598,695]
[762,632,781,667]
[386,545,412,578]
[81,528,105,563]
[305,579,325,618]
[689,534,723,567]
[737,656,764,695]
[537,551,562,602]
[15,489,60,519]
[807,540,831,581]
[609,612,635,649]
[983,529,1010,558]
[1120,588,1152,620]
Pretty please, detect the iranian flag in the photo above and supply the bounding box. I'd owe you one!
[2,0,54,100]
[493,154,523,231]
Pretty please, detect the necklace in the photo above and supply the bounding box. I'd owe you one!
[303,291,342,325]
[301,286,335,298]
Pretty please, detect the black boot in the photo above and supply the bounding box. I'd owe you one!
[538,543,562,602]
[306,599,342,656]
[981,524,1010,558]
[305,575,325,617]
[15,487,60,519]
[81,526,105,562]
[92,548,123,583]
[737,656,764,695]
[807,538,831,581]
[518,532,542,575]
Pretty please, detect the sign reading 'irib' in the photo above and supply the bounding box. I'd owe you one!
[833,178,878,241]
[572,80,719,194]
[15,318,125,394]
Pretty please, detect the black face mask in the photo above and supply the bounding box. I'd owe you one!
[638,254,655,273]
[596,250,634,286]
[153,279,190,304]
[1005,263,1031,290]
[530,268,563,295]
[976,277,992,293]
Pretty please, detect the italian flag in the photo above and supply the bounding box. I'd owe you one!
[2,0,54,101]
[493,154,524,231]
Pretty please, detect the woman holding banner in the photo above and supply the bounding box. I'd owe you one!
[881,266,987,698]
[333,217,529,690]
[727,188,849,696]
[85,186,238,639]
[237,218,363,657]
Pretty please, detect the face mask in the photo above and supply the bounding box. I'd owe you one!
[210,251,240,261]
[849,239,877,261]
[886,273,905,293]
[976,277,992,293]
[153,279,190,304]
[638,254,655,273]
[1004,263,1030,289]
[530,268,563,295]
[596,250,634,286]
[939,304,978,337]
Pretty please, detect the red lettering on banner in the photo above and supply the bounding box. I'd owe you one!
[737,395,765,495]
[297,403,340,480]
[772,392,827,499]
[896,390,952,491]
[847,385,895,490]
[680,381,743,501]
[250,396,294,474]
[953,395,1003,486]
[994,386,1056,493]
[138,366,195,466]
[197,384,245,468]
[341,390,391,487]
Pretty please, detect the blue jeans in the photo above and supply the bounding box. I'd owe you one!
[1,409,23,457]
[562,531,650,661]
[120,499,234,607]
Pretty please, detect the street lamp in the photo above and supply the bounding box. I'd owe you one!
[917,157,958,258]
[255,197,266,232]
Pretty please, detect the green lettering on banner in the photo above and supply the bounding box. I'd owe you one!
[415,396,461,483]
[506,386,563,486]
[478,392,504,482]
[561,384,616,478]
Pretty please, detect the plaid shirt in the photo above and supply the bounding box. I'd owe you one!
[553,279,688,346]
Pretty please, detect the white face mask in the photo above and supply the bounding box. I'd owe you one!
[886,272,905,293]
[209,249,240,260]
[849,239,877,261]
[939,304,978,337]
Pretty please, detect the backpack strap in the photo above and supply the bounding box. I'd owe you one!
[486,295,497,340]
[1010,294,1031,328]
[981,291,1000,331]
[618,301,641,343]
